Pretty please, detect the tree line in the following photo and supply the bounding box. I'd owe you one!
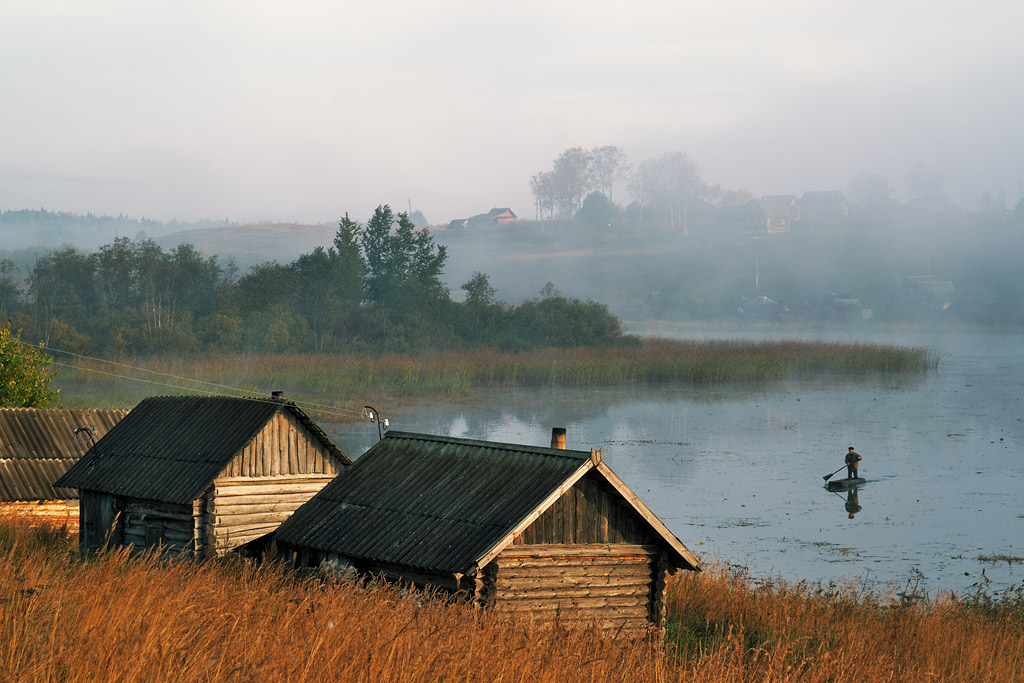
[0,205,628,358]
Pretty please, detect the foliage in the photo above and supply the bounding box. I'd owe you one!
[0,319,60,407]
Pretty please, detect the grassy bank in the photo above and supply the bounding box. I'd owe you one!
[3,515,1020,682]
[53,338,940,413]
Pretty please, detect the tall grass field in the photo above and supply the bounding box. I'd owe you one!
[2,514,1020,682]
[53,339,940,414]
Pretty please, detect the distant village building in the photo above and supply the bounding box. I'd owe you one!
[740,199,793,234]
[800,191,849,223]
[55,395,351,558]
[446,208,517,230]
[903,276,955,312]
[0,408,127,523]
[275,430,700,636]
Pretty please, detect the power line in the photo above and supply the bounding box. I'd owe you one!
[17,338,367,420]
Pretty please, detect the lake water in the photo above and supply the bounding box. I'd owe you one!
[331,329,1024,598]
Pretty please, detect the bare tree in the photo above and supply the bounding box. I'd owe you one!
[529,171,556,220]
[590,145,631,202]
[632,151,706,230]
[551,147,593,218]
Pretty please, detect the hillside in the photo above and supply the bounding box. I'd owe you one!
[156,222,337,268]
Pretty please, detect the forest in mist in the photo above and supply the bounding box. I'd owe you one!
[2,149,1024,359]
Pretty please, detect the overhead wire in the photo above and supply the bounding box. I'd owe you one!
[17,338,369,421]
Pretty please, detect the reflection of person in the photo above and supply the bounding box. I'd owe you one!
[845,489,862,518]
[845,446,862,480]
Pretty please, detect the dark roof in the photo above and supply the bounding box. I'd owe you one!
[0,408,127,501]
[54,396,350,505]
[275,431,698,576]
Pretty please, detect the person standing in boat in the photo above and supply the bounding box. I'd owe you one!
[845,446,862,480]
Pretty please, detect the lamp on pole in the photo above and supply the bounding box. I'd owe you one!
[363,406,389,441]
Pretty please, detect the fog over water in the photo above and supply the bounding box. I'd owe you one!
[334,329,1024,596]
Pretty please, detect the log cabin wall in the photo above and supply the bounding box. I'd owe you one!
[491,471,666,634]
[205,477,334,557]
[122,499,196,557]
[0,501,79,526]
[204,412,343,556]
[489,544,660,634]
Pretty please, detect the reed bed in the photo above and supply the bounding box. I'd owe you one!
[3,514,1020,683]
[55,339,939,412]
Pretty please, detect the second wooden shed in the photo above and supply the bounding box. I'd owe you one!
[55,395,351,558]
[274,431,700,635]
[0,408,127,523]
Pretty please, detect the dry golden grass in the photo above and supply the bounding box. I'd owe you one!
[6,513,1018,683]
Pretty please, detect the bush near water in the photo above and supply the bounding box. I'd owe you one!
[1,514,1022,682]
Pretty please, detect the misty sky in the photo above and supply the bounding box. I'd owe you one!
[2,1,1021,225]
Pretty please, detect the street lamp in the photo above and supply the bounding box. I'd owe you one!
[363,406,389,441]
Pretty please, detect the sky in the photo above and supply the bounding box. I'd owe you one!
[2,1,1021,225]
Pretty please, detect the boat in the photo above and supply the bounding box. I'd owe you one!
[827,477,866,489]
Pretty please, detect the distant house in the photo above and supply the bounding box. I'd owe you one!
[737,295,788,319]
[275,430,700,635]
[740,200,792,234]
[904,276,955,312]
[55,395,351,558]
[447,208,518,230]
[0,408,127,523]
[800,191,849,223]
[761,195,801,222]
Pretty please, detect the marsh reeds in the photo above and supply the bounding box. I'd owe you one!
[54,339,940,413]
[2,514,1020,683]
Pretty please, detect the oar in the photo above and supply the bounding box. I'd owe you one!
[823,465,846,482]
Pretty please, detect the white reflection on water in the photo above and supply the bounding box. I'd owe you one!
[332,331,1023,596]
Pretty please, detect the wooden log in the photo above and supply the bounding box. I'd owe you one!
[501,543,657,557]
[215,521,281,537]
[496,597,649,613]
[208,495,320,513]
[212,481,333,498]
[495,584,648,599]
[211,511,295,527]
[496,564,653,579]
[496,573,651,588]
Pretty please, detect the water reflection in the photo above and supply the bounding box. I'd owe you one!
[839,487,863,519]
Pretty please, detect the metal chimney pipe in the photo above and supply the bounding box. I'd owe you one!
[550,427,566,449]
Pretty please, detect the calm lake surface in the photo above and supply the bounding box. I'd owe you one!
[332,329,1023,597]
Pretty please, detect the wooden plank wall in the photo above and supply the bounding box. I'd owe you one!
[513,472,654,546]
[79,491,124,553]
[0,501,78,527]
[221,412,343,478]
[206,476,335,557]
[122,499,196,558]
[490,544,658,634]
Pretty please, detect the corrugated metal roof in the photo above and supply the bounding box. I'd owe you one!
[0,408,128,501]
[54,396,350,505]
[275,431,595,575]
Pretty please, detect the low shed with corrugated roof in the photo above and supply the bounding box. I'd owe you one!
[55,395,351,558]
[0,408,127,522]
[274,431,700,634]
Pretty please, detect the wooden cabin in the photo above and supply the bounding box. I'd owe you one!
[0,408,127,524]
[274,431,700,635]
[55,395,351,558]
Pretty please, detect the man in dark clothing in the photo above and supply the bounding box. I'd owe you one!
[845,446,862,480]
[845,488,862,518]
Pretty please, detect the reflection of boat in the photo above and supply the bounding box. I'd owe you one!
[827,477,866,490]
